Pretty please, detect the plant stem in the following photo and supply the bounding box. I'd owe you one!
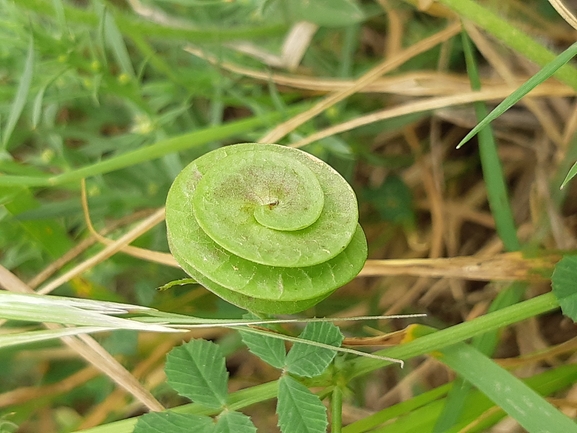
[331,385,343,433]
[345,292,559,380]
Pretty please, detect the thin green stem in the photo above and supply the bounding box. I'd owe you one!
[344,292,559,381]
[461,29,520,252]
[331,385,343,433]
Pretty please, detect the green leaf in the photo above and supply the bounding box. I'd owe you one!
[215,411,257,433]
[277,375,327,433]
[560,161,577,190]
[239,327,286,369]
[457,41,577,149]
[165,339,228,409]
[98,5,135,77]
[552,255,577,320]
[133,412,215,433]
[31,85,46,129]
[438,342,577,433]
[3,37,34,148]
[285,322,344,377]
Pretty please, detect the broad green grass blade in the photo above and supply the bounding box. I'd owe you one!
[560,161,577,189]
[342,384,451,432]
[345,364,577,432]
[0,326,110,349]
[166,339,228,409]
[438,343,577,433]
[458,41,577,149]
[0,292,177,332]
[3,37,34,148]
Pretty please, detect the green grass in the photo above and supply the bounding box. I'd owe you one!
[2,0,577,432]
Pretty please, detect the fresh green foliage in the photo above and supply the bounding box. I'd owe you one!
[3,37,34,148]
[342,365,577,433]
[285,321,344,377]
[165,143,368,314]
[4,0,577,432]
[135,322,343,433]
[277,375,328,433]
[460,29,520,252]
[239,326,287,369]
[438,343,577,433]
[166,339,229,409]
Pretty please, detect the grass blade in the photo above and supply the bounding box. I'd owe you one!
[0,292,177,332]
[3,37,34,148]
[0,326,109,349]
[437,343,577,433]
[459,29,520,251]
[560,161,577,189]
[458,41,577,149]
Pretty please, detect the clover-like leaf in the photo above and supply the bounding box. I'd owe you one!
[277,375,327,433]
[285,322,344,377]
[165,339,228,409]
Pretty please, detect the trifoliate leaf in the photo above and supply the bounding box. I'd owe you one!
[166,339,228,409]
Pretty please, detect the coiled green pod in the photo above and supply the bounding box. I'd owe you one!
[166,143,367,314]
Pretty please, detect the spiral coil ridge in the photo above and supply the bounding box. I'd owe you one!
[166,143,367,313]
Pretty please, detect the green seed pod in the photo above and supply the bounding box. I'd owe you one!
[166,143,367,314]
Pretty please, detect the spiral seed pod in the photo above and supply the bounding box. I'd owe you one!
[166,143,367,314]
